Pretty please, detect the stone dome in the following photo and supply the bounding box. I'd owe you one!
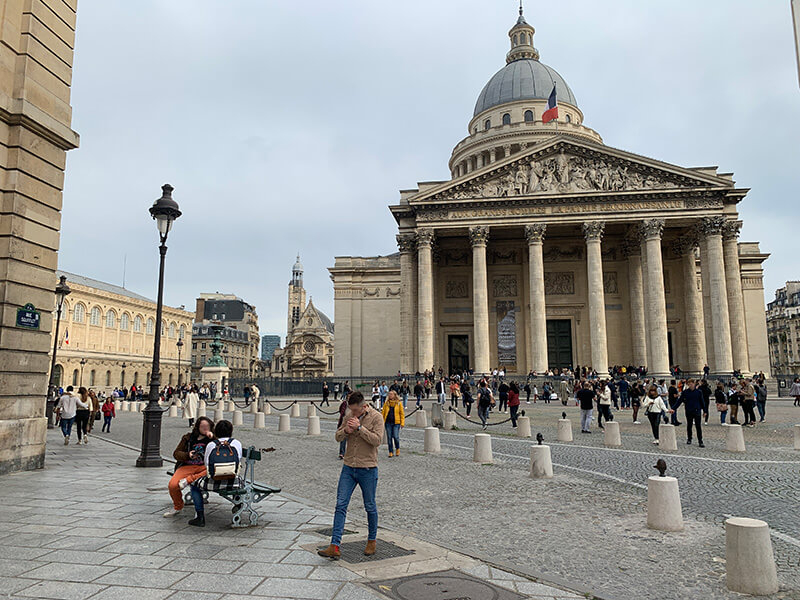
[473,58,578,117]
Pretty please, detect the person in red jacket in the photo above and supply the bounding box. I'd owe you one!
[508,381,521,428]
[101,397,116,433]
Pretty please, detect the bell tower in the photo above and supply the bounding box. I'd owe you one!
[287,254,307,339]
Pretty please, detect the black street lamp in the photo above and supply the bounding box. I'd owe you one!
[176,337,184,386]
[79,357,87,387]
[46,275,71,428]
[137,184,181,468]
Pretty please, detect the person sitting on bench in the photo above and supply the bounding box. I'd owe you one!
[165,416,215,518]
[188,419,242,527]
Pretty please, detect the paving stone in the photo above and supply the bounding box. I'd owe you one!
[279,550,331,566]
[0,545,52,560]
[307,565,360,581]
[15,580,105,600]
[87,587,174,600]
[20,563,115,582]
[0,575,35,595]
[93,566,189,588]
[169,573,264,594]
[37,549,118,565]
[162,557,244,574]
[332,582,404,600]
[102,553,174,569]
[250,577,343,599]
[213,547,288,563]
[100,539,171,555]
[165,593,223,600]
[232,562,314,578]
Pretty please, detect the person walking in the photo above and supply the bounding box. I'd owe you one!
[477,380,494,430]
[435,377,447,406]
[461,378,473,416]
[596,381,612,429]
[667,380,680,426]
[56,386,78,444]
[379,381,389,409]
[673,379,708,447]
[508,381,521,428]
[642,384,672,444]
[630,380,643,424]
[381,391,405,457]
[86,389,100,434]
[322,382,330,407]
[413,380,424,408]
[741,378,757,427]
[100,395,115,433]
[497,379,510,413]
[754,380,767,422]
[790,378,800,407]
[333,382,339,401]
[714,381,728,424]
[727,383,741,425]
[318,392,383,560]
[74,387,92,445]
[577,381,596,433]
[400,379,410,409]
[183,386,199,428]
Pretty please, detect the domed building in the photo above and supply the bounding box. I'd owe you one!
[330,8,770,379]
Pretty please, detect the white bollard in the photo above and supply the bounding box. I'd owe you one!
[169,405,178,418]
[197,401,206,418]
[794,424,800,451]
[415,409,427,428]
[121,401,129,412]
[278,413,291,432]
[443,411,457,430]
[114,400,121,412]
[290,403,300,418]
[232,410,243,426]
[307,415,321,435]
[647,476,683,531]
[725,517,778,595]
[529,444,553,478]
[250,402,258,414]
[307,404,316,418]
[263,403,271,415]
[658,424,678,451]
[134,402,141,413]
[227,401,236,412]
[726,424,746,452]
[473,433,493,463]
[424,427,441,453]
[254,412,265,429]
[213,408,224,423]
[516,416,531,438]
[557,418,573,442]
[603,421,621,448]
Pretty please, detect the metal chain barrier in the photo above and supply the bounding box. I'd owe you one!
[266,399,296,411]
[309,401,341,416]
[450,406,513,427]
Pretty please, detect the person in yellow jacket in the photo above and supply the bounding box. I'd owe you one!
[381,391,405,458]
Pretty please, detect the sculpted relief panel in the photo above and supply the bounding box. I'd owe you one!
[544,272,575,295]
[446,280,468,299]
[493,276,518,298]
[603,272,619,294]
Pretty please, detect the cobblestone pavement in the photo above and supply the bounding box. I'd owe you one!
[0,429,584,600]
[104,400,800,600]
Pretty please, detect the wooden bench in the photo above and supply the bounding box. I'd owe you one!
[167,446,280,528]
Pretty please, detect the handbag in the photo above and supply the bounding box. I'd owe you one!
[94,411,101,421]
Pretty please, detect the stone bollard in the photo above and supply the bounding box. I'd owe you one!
[430,403,443,428]
[233,410,243,426]
[529,444,553,479]
[603,421,621,448]
[557,418,573,442]
[794,424,800,451]
[254,412,265,429]
[250,402,258,414]
[725,517,778,595]
[121,401,129,412]
[263,403,271,415]
[473,433,493,463]
[647,476,683,531]
[658,424,678,451]
[307,404,316,418]
[197,401,206,418]
[443,411,457,430]
[227,401,236,412]
[134,402,141,413]
[516,416,532,438]
[726,424,746,452]
[424,427,441,453]
[307,416,321,435]
[214,408,224,423]
[415,409,428,428]
[114,400,121,412]
[290,403,300,418]
[278,413,290,432]
[168,405,178,418]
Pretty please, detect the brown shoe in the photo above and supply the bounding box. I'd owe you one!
[317,544,340,560]
[394,449,399,456]
[364,540,377,555]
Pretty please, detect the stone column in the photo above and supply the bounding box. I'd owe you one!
[701,217,733,375]
[417,229,435,372]
[722,220,750,374]
[525,224,548,373]
[583,221,608,375]
[674,238,707,374]
[699,235,716,371]
[397,233,417,374]
[639,228,652,368]
[489,148,497,164]
[466,157,474,173]
[622,237,647,367]
[477,154,484,168]
[641,219,670,377]
[470,226,491,374]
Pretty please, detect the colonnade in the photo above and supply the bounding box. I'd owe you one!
[397,216,749,377]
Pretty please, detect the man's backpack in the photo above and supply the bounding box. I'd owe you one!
[208,439,239,481]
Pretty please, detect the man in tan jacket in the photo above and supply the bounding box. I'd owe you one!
[318,392,383,560]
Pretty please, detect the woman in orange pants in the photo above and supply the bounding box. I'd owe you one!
[164,416,215,517]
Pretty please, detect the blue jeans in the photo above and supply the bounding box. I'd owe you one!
[60,416,75,438]
[332,465,378,545]
[620,390,629,408]
[401,393,408,409]
[385,424,401,453]
[190,482,205,515]
[719,409,728,424]
[478,405,489,425]
[756,401,765,421]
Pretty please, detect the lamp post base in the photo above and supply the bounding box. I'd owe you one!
[136,404,164,468]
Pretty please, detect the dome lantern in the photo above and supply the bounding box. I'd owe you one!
[507,1,539,63]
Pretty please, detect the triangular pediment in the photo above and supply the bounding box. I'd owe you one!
[408,137,738,204]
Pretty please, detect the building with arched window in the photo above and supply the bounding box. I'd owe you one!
[50,271,193,394]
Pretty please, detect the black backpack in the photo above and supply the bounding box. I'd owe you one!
[208,439,239,481]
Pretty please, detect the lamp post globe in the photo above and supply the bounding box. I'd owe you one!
[46,275,71,427]
[137,184,181,468]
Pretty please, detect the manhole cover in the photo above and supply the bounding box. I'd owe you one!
[367,569,525,600]
[314,526,357,538]
[338,539,415,564]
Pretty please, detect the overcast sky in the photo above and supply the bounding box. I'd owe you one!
[60,1,800,345]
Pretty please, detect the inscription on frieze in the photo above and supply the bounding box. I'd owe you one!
[545,272,575,295]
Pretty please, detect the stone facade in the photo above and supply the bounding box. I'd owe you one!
[330,9,770,379]
[766,281,800,374]
[190,323,249,382]
[0,0,80,474]
[51,271,193,394]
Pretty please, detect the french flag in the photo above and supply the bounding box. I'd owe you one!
[64,328,69,345]
[542,85,558,123]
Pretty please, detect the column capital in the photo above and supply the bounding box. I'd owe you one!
[524,223,547,244]
[396,233,417,253]
[671,236,698,257]
[582,220,605,241]
[722,219,742,241]
[416,228,435,248]
[640,218,665,241]
[700,216,726,237]
[620,237,641,258]
[469,225,490,247]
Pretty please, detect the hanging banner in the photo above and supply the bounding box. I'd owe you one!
[496,301,516,369]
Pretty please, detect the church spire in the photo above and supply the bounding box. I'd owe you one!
[507,2,539,63]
